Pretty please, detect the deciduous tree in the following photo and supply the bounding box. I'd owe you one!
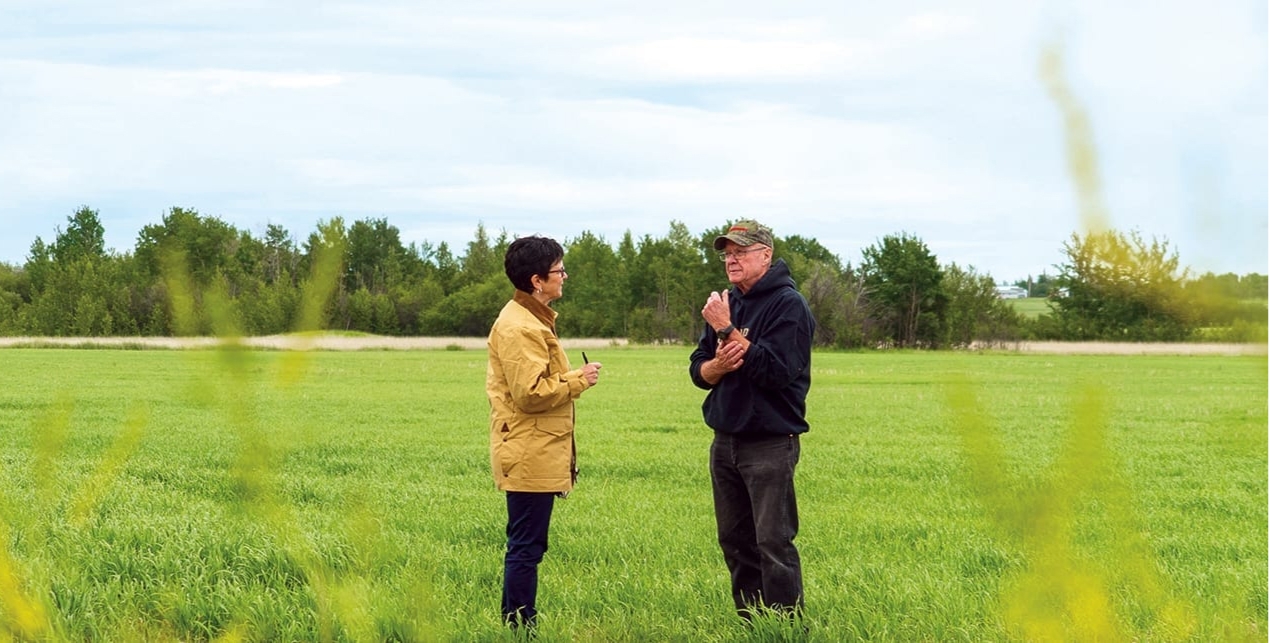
[1051,229,1190,341]
[860,232,944,347]
[943,263,1021,347]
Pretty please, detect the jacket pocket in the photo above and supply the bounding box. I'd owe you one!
[532,415,572,437]
[495,423,525,475]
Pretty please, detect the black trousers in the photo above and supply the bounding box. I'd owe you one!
[710,432,804,616]
[502,491,556,627]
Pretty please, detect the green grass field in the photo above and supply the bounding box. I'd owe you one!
[1004,297,1051,319]
[0,346,1264,641]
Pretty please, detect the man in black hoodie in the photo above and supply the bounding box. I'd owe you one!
[689,219,815,622]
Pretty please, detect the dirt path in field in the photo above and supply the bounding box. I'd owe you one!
[972,341,1266,356]
[0,336,1264,355]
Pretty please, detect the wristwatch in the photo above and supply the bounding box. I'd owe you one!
[717,323,735,340]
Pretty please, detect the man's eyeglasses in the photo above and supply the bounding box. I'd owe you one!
[548,268,568,277]
[717,247,766,262]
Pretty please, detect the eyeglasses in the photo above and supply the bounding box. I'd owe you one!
[547,268,567,277]
[717,247,767,262]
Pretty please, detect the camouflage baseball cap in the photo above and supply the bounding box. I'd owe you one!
[713,220,774,250]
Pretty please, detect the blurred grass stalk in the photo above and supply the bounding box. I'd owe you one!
[934,40,1221,642]
[0,234,443,641]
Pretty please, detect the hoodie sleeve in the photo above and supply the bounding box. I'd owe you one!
[688,327,718,390]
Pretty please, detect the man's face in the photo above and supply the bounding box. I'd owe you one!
[720,241,771,292]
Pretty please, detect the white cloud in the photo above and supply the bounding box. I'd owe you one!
[894,12,978,39]
[596,37,864,81]
[162,69,345,94]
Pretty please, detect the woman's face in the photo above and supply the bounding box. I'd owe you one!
[537,260,567,302]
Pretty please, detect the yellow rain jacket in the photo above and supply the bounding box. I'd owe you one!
[486,291,590,493]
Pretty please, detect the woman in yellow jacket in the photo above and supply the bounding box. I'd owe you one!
[487,235,601,631]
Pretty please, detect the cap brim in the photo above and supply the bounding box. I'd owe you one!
[713,233,755,250]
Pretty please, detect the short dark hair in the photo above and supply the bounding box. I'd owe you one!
[504,235,564,293]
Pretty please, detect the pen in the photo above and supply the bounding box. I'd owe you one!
[582,351,590,364]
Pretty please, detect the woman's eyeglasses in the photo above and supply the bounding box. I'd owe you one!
[548,268,568,277]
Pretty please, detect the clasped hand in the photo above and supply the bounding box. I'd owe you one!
[702,290,744,374]
[701,290,731,331]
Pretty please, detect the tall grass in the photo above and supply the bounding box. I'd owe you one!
[0,346,1264,641]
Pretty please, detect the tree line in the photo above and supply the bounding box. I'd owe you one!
[0,207,1264,347]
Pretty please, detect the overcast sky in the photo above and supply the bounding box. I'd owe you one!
[1,1,1265,282]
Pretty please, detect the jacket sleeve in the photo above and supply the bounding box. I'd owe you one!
[738,296,813,390]
[688,327,717,390]
[497,326,589,413]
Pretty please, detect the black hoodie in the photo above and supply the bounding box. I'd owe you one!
[689,259,815,436]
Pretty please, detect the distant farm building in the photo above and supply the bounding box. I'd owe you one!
[996,285,1028,299]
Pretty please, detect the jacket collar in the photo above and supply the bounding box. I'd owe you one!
[513,289,558,333]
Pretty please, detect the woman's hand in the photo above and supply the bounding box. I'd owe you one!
[582,362,602,386]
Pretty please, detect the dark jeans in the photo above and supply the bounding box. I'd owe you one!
[503,491,556,628]
[710,432,803,616]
